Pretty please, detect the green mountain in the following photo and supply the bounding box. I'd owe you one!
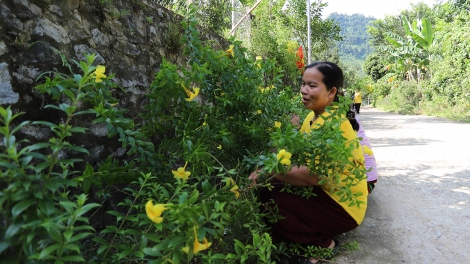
[327,13,376,69]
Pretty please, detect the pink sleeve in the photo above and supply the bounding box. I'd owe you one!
[355,116,378,182]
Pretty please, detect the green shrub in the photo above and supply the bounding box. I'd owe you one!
[1,8,363,264]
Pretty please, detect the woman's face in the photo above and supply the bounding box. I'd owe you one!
[300,67,336,115]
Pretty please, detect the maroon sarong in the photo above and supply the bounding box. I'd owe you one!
[260,181,358,248]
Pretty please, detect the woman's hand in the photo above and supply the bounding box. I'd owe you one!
[248,169,262,183]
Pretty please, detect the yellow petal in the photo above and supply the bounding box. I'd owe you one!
[274,121,282,128]
[172,167,190,180]
[226,177,235,187]
[145,201,167,224]
[184,87,192,97]
[94,65,107,83]
[226,45,234,57]
[284,151,292,159]
[185,87,200,101]
[363,146,373,156]
[182,247,189,254]
[280,158,291,166]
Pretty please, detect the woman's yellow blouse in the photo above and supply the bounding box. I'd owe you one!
[300,111,368,225]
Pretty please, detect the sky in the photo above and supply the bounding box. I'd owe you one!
[321,0,440,19]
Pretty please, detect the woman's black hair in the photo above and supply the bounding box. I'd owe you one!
[305,61,359,131]
[305,61,344,102]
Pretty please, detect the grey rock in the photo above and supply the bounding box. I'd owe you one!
[89,145,104,160]
[0,41,7,56]
[74,45,105,65]
[12,65,40,84]
[114,41,141,57]
[48,5,63,16]
[29,3,42,16]
[90,123,108,137]
[111,148,127,157]
[91,28,110,46]
[20,124,51,140]
[33,18,71,44]
[149,26,156,36]
[0,63,20,105]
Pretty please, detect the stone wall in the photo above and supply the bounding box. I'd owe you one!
[0,0,228,164]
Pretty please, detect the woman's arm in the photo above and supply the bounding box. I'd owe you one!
[274,165,321,186]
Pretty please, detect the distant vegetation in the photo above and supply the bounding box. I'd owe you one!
[328,13,375,61]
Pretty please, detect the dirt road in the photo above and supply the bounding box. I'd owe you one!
[335,106,470,263]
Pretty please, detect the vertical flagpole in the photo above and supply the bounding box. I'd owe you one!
[307,0,311,64]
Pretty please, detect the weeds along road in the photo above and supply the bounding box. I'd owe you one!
[335,106,470,264]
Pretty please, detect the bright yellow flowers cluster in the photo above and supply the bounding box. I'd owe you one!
[258,85,274,93]
[94,65,107,83]
[277,149,292,166]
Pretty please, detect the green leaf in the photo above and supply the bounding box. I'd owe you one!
[38,244,60,259]
[118,248,133,259]
[0,242,8,254]
[5,224,20,240]
[12,199,36,218]
[142,247,161,257]
[187,189,199,204]
[10,121,30,135]
[60,256,85,261]
[168,236,185,247]
[179,192,188,204]
[421,18,433,47]
[69,232,92,243]
[76,203,100,217]
[64,243,80,253]
[134,251,144,259]
[64,229,73,241]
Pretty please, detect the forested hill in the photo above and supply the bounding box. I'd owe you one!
[327,12,376,61]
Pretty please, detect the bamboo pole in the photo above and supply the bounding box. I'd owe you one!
[229,0,263,36]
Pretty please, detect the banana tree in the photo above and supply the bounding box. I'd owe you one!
[379,16,434,82]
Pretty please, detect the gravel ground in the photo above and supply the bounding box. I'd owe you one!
[334,106,470,264]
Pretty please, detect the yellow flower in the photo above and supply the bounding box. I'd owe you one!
[184,87,200,101]
[203,122,207,126]
[226,45,234,57]
[145,200,168,224]
[256,56,262,61]
[277,149,292,166]
[94,65,107,83]
[230,185,240,198]
[172,167,191,181]
[256,110,262,114]
[363,146,373,156]
[226,177,235,186]
[217,145,222,150]
[225,177,240,198]
[182,227,212,254]
[274,121,282,128]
